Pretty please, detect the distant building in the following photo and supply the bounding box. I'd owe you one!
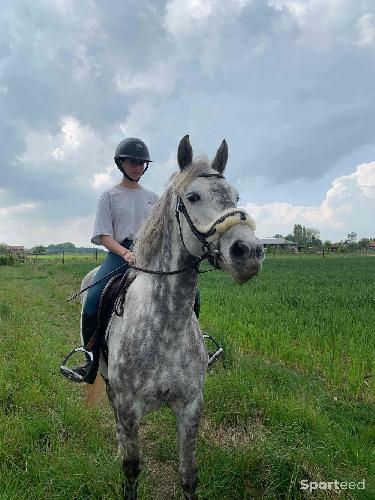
[260,238,297,251]
[368,240,375,251]
[7,245,25,255]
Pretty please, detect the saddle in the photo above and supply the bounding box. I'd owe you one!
[96,269,136,363]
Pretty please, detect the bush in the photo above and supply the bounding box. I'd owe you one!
[0,254,15,266]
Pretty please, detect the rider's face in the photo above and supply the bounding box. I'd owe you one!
[122,158,145,180]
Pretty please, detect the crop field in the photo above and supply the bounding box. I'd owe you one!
[0,255,374,499]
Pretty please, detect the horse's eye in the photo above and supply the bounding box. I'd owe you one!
[186,193,200,203]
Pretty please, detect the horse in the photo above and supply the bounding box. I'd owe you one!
[82,135,264,499]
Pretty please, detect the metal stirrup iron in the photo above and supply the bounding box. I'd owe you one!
[60,347,94,383]
[203,334,224,366]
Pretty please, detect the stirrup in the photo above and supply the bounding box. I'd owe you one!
[203,334,224,367]
[60,346,94,383]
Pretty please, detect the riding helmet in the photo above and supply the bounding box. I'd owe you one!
[114,137,153,166]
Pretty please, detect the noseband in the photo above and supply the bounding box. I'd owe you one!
[175,173,256,268]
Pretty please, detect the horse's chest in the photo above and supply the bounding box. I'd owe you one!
[111,337,207,403]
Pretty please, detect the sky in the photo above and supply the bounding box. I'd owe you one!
[1,0,375,247]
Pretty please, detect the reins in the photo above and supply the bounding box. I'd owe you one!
[67,254,216,302]
[67,172,251,303]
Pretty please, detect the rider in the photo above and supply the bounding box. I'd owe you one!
[63,137,158,384]
[61,137,201,384]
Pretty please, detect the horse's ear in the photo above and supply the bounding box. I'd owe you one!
[177,135,193,170]
[211,139,228,174]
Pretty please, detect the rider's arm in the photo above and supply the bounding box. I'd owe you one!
[99,235,134,263]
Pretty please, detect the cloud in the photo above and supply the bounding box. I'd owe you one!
[356,13,375,47]
[0,202,36,217]
[1,0,375,247]
[245,161,375,240]
[90,165,118,191]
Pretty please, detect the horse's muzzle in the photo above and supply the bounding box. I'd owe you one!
[218,226,264,284]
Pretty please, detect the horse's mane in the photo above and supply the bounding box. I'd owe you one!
[134,157,210,266]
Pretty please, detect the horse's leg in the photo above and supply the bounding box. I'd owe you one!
[172,395,203,500]
[109,392,142,500]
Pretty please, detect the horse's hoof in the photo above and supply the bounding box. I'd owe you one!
[123,485,138,500]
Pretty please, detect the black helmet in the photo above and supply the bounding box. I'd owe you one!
[114,137,152,164]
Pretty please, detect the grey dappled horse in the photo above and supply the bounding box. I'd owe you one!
[81,136,264,499]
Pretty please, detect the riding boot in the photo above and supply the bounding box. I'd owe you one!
[69,311,100,384]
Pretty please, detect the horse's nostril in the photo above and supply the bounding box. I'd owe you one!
[230,240,250,259]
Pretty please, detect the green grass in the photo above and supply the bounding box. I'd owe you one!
[25,252,107,264]
[0,256,374,499]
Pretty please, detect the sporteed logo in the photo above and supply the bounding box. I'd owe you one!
[300,479,365,493]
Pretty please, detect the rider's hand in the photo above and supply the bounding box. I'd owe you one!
[123,250,135,266]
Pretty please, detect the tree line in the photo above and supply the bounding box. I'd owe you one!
[32,242,106,255]
[274,225,373,250]
[0,242,106,255]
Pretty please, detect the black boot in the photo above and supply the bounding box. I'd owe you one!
[60,312,100,384]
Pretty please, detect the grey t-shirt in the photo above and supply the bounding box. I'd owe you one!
[91,184,159,246]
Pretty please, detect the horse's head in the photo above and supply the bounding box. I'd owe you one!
[175,135,264,284]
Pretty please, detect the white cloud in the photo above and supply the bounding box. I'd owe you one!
[356,13,375,47]
[18,116,93,167]
[90,165,118,190]
[164,0,214,38]
[243,161,375,240]
[270,0,370,48]
[0,202,36,217]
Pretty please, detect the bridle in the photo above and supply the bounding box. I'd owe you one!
[174,173,255,270]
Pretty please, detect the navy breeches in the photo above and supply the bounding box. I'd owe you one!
[83,239,132,317]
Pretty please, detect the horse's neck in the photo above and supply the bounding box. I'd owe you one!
[145,205,198,315]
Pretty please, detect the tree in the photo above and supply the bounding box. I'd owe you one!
[32,245,46,255]
[293,224,320,246]
[293,224,303,245]
[358,238,370,249]
[273,234,284,238]
[346,232,357,244]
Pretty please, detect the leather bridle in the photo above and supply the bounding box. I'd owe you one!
[174,173,255,269]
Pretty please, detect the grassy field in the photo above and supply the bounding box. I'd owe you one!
[0,256,374,499]
[25,253,107,264]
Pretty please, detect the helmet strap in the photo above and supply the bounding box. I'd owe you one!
[116,161,150,183]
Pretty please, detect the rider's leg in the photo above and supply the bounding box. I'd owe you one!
[67,244,131,383]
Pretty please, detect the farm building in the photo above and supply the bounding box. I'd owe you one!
[7,245,25,255]
[260,237,297,251]
[368,240,375,251]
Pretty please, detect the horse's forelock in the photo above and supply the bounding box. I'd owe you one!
[134,157,210,266]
